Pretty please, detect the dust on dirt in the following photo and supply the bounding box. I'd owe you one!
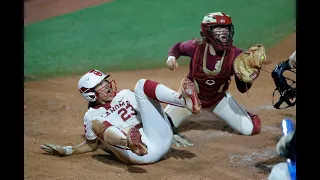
[24,1,296,179]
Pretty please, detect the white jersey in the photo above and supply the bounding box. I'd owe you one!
[83,89,141,140]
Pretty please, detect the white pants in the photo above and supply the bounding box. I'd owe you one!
[268,162,291,180]
[164,92,254,135]
[106,80,173,164]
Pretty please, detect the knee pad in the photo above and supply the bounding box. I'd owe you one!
[91,120,128,146]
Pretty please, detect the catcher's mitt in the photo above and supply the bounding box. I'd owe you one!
[233,44,267,83]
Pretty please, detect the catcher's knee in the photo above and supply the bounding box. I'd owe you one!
[239,113,261,136]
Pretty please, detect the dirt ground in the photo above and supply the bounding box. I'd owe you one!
[24,1,296,179]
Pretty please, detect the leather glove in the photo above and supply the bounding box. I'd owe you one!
[233,44,267,83]
[40,143,73,157]
[166,56,179,70]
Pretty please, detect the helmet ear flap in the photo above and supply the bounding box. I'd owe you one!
[83,92,98,102]
[88,94,96,101]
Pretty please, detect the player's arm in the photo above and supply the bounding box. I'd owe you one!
[40,138,99,157]
[40,115,100,157]
[71,138,99,155]
[166,40,197,70]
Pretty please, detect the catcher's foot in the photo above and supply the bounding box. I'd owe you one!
[127,127,148,156]
[180,78,201,114]
[91,120,128,146]
[246,112,261,135]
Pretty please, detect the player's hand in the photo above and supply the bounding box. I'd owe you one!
[172,133,194,148]
[166,56,179,70]
[40,143,68,157]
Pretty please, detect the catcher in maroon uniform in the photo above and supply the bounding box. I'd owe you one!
[165,12,264,147]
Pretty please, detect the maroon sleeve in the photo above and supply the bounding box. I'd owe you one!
[168,39,197,59]
[232,47,253,93]
[235,75,252,93]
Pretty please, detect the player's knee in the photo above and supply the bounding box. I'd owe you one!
[134,79,147,95]
[238,113,261,136]
[248,112,261,135]
[91,120,128,146]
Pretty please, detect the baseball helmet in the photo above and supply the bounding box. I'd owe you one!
[200,12,235,51]
[78,69,112,102]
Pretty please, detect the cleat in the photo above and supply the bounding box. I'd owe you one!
[180,78,201,114]
[127,127,148,156]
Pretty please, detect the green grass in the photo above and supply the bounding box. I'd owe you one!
[24,0,295,81]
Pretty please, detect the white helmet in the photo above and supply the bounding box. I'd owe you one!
[78,70,109,102]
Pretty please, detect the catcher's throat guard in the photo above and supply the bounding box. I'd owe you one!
[272,69,296,109]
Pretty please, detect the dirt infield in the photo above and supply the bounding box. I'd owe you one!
[24,0,113,25]
[24,1,296,179]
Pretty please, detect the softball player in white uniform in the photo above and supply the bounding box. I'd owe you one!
[40,69,201,165]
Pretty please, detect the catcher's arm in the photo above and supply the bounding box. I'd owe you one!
[234,75,252,93]
[167,40,197,70]
[40,138,99,157]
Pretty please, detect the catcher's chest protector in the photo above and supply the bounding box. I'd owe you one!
[188,43,236,108]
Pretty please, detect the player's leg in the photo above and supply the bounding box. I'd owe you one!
[163,104,192,128]
[129,79,200,156]
[268,162,291,180]
[212,92,261,135]
[127,79,181,162]
[163,78,201,128]
[134,78,200,139]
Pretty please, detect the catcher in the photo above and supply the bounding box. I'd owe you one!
[40,69,201,165]
[164,12,268,147]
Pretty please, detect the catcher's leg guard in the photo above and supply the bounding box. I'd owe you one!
[212,92,261,135]
[91,120,128,147]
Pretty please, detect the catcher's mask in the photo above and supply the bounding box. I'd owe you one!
[272,69,296,109]
[78,69,117,102]
[200,12,235,51]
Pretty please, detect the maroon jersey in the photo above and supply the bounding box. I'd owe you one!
[168,39,252,108]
